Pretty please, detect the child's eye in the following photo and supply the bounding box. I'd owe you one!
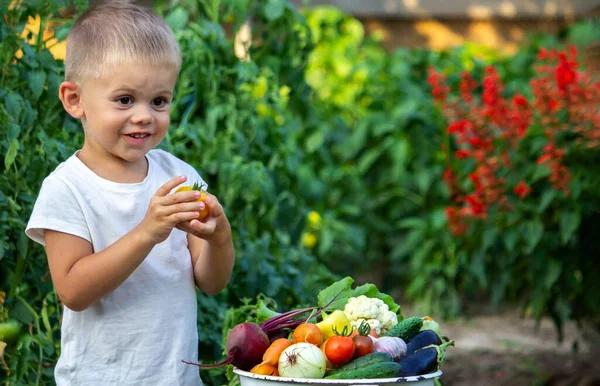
[151,97,168,107]
[117,96,133,105]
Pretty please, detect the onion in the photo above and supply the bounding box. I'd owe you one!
[278,342,326,379]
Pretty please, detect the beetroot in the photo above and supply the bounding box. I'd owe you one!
[182,322,270,371]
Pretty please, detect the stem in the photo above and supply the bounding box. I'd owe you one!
[9,238,31,300]
[36,15,45,52]
[181,359,230,368]
[15,295,44,383]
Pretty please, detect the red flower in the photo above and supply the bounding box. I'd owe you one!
[555,53,576,91]
[428,68,450,101]
[537,154,552,164]
[513,180,531,199]
[468,136,485,148]
[465,194,487,218]
[430,46,597,234]
[455,149,470,159]
[513,95,528,108]
[447,120,470,134]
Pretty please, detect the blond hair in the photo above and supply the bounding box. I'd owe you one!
[65,0,181,83]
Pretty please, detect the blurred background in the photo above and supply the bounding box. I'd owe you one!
[1,0,599,385]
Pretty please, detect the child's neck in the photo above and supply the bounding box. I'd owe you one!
[77,148,149,184]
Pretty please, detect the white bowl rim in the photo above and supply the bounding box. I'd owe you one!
[233,368,443,384]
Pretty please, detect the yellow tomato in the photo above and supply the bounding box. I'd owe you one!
[175,182,210,221]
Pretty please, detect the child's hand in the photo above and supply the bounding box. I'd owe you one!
[176,192,231,245]
[138,176,206,244]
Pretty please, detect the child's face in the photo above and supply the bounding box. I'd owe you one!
[77,63,178,166]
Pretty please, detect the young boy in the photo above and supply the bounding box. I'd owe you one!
[25,1,234,384]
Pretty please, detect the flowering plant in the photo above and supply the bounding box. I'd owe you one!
[429,46,600,237]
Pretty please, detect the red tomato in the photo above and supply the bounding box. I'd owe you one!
[352,335,374,358]
[324,336,355,366]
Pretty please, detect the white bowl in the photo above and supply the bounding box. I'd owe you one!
[233,368,443,386]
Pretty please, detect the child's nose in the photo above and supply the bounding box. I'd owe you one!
[130,106,154,125]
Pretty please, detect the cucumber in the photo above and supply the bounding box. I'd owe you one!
[385,316,423,341]
[327,352,392,376]
[325,362,401,379]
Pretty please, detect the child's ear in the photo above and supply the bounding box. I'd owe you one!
[59,81,84,119]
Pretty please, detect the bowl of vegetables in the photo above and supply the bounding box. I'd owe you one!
[183,277,453,385]
[233,368,443,386]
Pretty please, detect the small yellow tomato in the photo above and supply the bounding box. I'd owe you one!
[175,182,210,221]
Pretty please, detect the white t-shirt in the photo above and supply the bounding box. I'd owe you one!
[26,149,204,386]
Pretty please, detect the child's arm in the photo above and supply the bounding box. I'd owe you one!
[182,194,235,294]
[44,176,203,311]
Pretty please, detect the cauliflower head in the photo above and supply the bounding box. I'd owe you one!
[343,295,398,335]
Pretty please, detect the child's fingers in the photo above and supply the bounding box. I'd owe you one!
[155,175,187,197]
[203,194,224,217]
[164,190,201,206]
[163,201,205,216]
[170,211,201,224]
[189,218,217,235]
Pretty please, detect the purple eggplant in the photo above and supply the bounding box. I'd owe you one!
[398,340,454,376]
[406,329,443,356]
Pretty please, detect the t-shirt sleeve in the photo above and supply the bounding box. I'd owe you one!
[25,176,91,246]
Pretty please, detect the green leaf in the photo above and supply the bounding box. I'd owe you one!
[470,252,487,287]
[482,227,498,252]
[538,189,556,213]
[305,131,324,152]
[391,229,424,260]
[416,170,433,195]
[525,220,544,253]
[317,228,334,255]
[317,276,354,311]
[5,93,23,119]
[544,259,562,290]
[357,147,383,173]
[264,0,286,21]
[18,233,29,260]
[165,7,189,31]
[532,164,551,181]
[5,139,20,170]
[10,302,34,325]
[559,210,580,245]
[397,217,425,229]
[503,229,519,252]
[391,99,418,130]
[28,70,46,100]
[255,299,281,324]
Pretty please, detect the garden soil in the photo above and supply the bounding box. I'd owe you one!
[425,304,600,386]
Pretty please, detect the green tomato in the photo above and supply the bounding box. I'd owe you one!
[0,319,22,343]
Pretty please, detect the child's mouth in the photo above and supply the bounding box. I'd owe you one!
[124,133,151,145]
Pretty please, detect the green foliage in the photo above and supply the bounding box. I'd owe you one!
[1,1,80,384]
[295,6,600,337]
